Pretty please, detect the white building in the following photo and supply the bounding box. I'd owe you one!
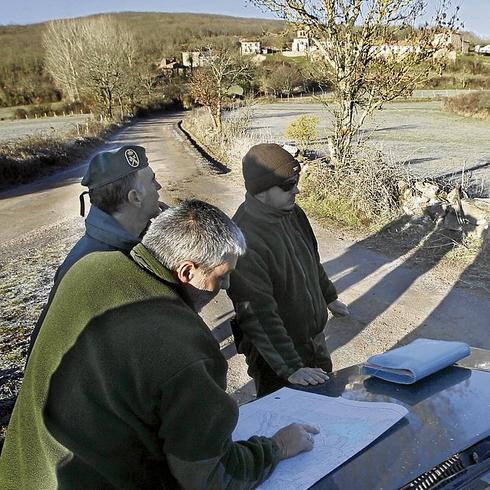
[371,43,419,59]
[292,29,310,53]
[182,51,207,68]
[240,39,261,55]
[475,44,490,55]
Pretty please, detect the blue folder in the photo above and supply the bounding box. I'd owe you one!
[361,338,471,384]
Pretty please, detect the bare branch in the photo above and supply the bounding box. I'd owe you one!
[254,0,459,165]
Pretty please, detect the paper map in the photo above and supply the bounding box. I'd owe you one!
[232,387,408,489]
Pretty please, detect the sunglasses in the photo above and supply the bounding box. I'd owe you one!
[277,177,299,192]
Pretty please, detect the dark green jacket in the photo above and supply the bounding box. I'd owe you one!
[0,244,279,489]
[228,195,338,379]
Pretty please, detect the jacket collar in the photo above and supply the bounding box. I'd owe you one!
[244,192,294,223]
[130,243,178,285]
[85,205,140,251]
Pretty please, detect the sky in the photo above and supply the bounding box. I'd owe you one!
[1,0,489,38]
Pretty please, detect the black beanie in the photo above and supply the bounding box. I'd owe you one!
[242,144,301,195]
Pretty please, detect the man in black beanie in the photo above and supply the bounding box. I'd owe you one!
[227,143,349,397]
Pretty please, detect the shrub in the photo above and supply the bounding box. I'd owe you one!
[443,92,490,120]
[298,146,412,228]
[181,103,269,168]
[14,108,28,119]
[27,104,53,118]
[445,57,490,76]
[284,115,320,151]
[0,117,116,188]
[58,100,90,115]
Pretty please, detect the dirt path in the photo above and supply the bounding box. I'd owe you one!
[1,112,489,408]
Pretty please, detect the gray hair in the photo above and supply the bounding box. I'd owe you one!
[142,199,246,271]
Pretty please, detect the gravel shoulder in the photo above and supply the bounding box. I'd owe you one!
[1,112,489,440]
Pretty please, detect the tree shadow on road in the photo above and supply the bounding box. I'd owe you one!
[323,215,486,356]
[394,238,490,350]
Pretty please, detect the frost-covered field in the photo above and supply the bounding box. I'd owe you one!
[250,99,490,194]
[0,114,92,143]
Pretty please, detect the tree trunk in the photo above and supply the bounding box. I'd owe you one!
[216,98,222,134]
[208,106,218,130]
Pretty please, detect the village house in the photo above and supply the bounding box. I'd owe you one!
[181,51,211,68]
[240,39,261,55]
[371,42,420,59]
[475,44,490,55]
[291,29,310,54]
[157,57,187,76]
[433,32,470,54]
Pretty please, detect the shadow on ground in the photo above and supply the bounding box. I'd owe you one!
[396,239,489,348]
[323,215,489,357]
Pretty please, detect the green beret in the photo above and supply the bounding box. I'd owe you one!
[82,145,149,190]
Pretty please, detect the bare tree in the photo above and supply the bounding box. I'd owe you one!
[43,20,86,102]
[77,17,137,118]
[189,48,251,134]
[253,0,459,166]
[43,16,139,118]
[260,61,304,96]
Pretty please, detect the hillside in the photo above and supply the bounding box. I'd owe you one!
[0,11,285,107]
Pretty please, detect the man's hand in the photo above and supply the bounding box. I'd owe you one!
[288,367,329,386]
[271,423,319,460]
[327,299,350,317]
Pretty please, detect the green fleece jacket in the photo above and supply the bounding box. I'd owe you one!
[0,244,279,489]
[228,195,338,379]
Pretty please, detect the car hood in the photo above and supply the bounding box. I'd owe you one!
[305,348,490,489]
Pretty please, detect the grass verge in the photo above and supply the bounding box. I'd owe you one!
[442,91,490,120]
[0,118,120,189]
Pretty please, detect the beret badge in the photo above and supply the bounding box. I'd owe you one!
[125,148,140,168]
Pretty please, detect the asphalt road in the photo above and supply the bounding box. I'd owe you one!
[1,112,489,402]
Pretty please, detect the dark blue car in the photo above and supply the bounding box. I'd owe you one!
[304,347,490,489]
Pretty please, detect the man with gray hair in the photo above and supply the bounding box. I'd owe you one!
[1,199,318,489]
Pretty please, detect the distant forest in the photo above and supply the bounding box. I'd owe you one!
[0,12,286,107]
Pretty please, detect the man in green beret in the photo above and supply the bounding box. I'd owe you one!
[227,143,349,397]
[27,144,165,356]
[1,200,318,489]
[62,144,164,281]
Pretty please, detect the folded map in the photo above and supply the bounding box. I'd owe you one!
[361,338,471,384]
